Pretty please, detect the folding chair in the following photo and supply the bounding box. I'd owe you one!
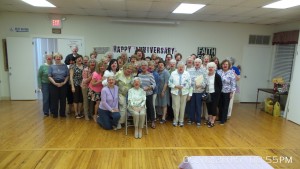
[125,108,148,135]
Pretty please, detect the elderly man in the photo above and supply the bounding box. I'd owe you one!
[65,46,79,65]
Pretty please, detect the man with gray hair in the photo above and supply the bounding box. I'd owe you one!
[65,46,79,65]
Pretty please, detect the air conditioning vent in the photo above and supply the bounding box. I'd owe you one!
[249,35,270,45]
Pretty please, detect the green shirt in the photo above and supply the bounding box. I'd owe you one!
[115,70,133,96]
[38,64,50,87]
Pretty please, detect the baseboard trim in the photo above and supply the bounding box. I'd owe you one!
[0,96,10,100]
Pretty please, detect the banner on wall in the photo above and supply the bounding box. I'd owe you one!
[113,45,177,58]
[197,47,216,58]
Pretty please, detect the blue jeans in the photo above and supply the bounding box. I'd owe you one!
[41,83,51,114]
[190,93,203,123]
[97,108,121,130]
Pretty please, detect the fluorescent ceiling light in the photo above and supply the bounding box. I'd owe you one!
[22,0,56,7]
[173,3,205,14]
[263,0,300,9]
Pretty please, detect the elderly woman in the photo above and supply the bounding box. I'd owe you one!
[138,60,156,129]
[148,61,160,119]
[83,56,89,67]
[115,63,134,129]
[128,77,147,139]
[48,53,69,118]
[168,61,191,127]
[81,59,97,120]
[217,59,236,125]
[227,57,241,119]
[120,51,128,64]
[97,75,121,130]
[90,51,98,59]
[186,56,194,71]
[202,55,210,70]
[206,62,222,128]
[187,58,208,126]
[169,59,177,75]
[38,54,53,117]
[211,56,221,70]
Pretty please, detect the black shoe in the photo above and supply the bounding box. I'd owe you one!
[44,113,49,117]
[208,123,215,128]
[53,115,58,118]
[60,114,66,117]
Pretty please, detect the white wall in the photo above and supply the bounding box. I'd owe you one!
[0,12,275,99]
[286,43,300,124]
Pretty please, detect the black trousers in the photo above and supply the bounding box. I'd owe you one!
[218,92,230,123]
[146,94,155,122]
[206,92,220,116]
[50,81,67,117]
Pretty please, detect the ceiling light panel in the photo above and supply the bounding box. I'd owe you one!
[173,3,206,14]
[263,0,300,9]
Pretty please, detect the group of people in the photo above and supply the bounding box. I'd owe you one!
[38,46,240,139]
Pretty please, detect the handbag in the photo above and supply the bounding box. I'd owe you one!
[202,86,212,103]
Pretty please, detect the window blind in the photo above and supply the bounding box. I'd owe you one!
[272,44,296,83]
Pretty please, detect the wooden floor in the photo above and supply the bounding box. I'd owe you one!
[0,101,299,169]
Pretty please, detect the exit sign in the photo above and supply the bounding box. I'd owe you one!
[52,19,62,28]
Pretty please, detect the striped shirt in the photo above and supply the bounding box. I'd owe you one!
[138,72,156,96]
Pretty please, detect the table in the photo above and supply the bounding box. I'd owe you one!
[255,88,288,109]
[178,156,273,169]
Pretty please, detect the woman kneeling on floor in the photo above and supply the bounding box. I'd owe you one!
[97,75,120,130]
[128,77,147,139]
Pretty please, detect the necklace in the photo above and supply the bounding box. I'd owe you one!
[108,86,115,101]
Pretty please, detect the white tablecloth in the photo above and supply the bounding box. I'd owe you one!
[179,156,273,169]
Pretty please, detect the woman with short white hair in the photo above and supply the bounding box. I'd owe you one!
[97,75,121,130]
[187,58,208,126]
[138,60,156,129]
[168,61,191,127]
[128,77,147,139]
[205,62,222,127]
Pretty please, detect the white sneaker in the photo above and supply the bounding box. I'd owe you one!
[179,122,184,127]
[117,123,122,129]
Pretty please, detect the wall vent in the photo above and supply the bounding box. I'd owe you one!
[249,35,270,45]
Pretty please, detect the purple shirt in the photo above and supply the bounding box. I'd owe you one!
[99,85,119,111]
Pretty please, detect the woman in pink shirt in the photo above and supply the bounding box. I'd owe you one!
[88,61,106,122]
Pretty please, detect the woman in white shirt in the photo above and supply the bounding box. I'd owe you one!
[102,59,119,86]
[168,62,191,127]
[128,77,147,139]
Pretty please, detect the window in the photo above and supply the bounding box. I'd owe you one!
[272,44,296,83]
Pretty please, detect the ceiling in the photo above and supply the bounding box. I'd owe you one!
[1,0,300,25]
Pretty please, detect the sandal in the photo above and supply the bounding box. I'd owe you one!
[208,123,215,128]
[151,122,156,129]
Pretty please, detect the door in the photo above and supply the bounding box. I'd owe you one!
[7,37,38,100]
[286,45,300,124]
[240,45,272,102]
